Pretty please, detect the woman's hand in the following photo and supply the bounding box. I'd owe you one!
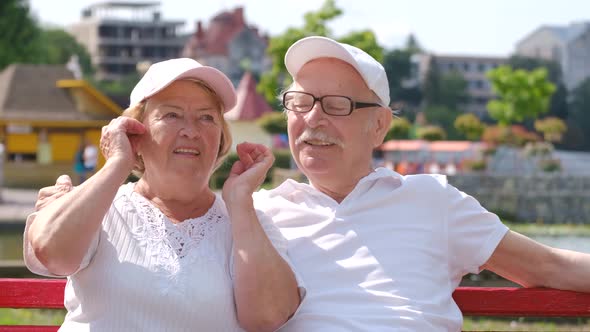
[222,142,274,203]
[35,175,73,211]
[100,116,146,171]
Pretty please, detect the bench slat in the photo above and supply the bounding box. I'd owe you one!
[0,327,59,332]
[454,287,590,316]
[0,279,65,309]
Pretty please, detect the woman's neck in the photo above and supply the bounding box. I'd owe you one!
[135,177,215,223]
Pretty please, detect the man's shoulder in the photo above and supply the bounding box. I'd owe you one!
[400,173,450,192]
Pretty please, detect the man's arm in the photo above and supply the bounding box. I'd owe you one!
[482,230,590,291]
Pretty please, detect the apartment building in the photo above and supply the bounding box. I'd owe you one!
[516,21,590,90]
[69,2,186,81]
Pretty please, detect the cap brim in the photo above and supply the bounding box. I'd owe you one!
[285,36,361,79]
[142,67,237,112]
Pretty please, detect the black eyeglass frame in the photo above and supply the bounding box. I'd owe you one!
[282,91,383,116]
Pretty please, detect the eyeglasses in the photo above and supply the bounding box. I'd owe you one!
[282,91,382,116]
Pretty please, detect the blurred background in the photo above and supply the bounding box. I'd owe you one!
[0,0,589,329]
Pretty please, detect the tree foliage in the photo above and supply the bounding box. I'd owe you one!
[534,117,567,143]
[567,77,590,150]
[38,29,94,75]
[416,125,446,141]
[385,117,411,141]
[0,0,43,70]
[257,112,288,135]
[423,63,468,110]
[257,0,382,106]
[454,113,485,141]
[486,65,556,126]
[422,105,462,140]
[508,55,568,120]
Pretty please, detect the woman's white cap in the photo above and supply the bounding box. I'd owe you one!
[130,58,237,111]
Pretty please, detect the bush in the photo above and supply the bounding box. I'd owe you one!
[462,159,487,171]
[416,125,446,141]
[539,158,561,172]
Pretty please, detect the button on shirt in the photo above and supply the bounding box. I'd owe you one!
[253,168,508,331]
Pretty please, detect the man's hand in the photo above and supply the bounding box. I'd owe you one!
[222,142,274,203]
[35,175,74,211]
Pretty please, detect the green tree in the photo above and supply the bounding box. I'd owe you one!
[257,0,382,106]
[38,29,94,75]
[508,55,568,120]
[422,105,462,140]
[423,62,468,110]
[416,125,446,141]
[534,117,567,143]
[454,113,485,141]
[486,65,556,126]
[0,0,43,70]
[385,117,411,140]
[568,77,590,150]
[257,112,288,135]
[382,35,423,107]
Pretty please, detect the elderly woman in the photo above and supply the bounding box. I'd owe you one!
[24,58,300,331]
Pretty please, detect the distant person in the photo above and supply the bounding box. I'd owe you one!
[73,142,87,185]
[83,140,99,174]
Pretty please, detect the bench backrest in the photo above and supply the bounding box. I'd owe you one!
[1,278,590,331]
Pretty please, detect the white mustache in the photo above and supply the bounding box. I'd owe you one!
[295,128,344,147]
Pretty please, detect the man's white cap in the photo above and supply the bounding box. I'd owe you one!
[285,36,390,107]
[130,58,237,111]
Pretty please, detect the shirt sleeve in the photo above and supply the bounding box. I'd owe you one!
[23,212,100,277]
[229,209,306,300]
[445,183,509,278]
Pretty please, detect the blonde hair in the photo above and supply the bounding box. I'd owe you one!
[122,79,233,178]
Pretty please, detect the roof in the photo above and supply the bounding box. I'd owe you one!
[0,64,118,122]
[184,7,267,57]
[86,1,160,10]
[377,140,485,152]
[518,21,590,46]
[224,72,273,121]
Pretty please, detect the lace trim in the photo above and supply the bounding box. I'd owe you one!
[125,186,226,276]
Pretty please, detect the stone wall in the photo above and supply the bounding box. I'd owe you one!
[449,174,590,224]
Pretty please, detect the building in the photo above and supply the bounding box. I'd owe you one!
[0,64,120,187]
[516,21,590,91]
[224,72,273,150]
[69,1,186,81]
[182,7,270,86]
[410,53,506,117]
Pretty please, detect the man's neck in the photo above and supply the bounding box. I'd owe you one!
[308,168,374,203]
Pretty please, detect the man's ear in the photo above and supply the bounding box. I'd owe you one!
[372,107,393,148]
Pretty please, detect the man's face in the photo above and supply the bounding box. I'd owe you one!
[287,58,390,184]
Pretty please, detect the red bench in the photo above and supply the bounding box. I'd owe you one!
[1,278,590,331]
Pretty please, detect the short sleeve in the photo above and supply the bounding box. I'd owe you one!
[445,184,509,278]
[229,209,306,299]
[23,212,100,277]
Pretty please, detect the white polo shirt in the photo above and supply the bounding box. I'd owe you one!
[253,168,508,331]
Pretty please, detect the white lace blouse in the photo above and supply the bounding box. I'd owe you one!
[23,182,291,331]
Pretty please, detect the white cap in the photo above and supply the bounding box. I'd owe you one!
[284,36,390,107]
[130,58,236,111]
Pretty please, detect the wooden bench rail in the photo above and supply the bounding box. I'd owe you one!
[1,279,589,331]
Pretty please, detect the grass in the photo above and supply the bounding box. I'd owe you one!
[504,221,590,236]
[0,308,64,325]
[464,317,590,331]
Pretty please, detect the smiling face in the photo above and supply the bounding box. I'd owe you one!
[137,80,224,189]
[287,58,391,194]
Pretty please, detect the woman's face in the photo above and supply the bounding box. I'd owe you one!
[137,80,223,186]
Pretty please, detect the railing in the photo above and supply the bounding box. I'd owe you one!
[1,279,590,331]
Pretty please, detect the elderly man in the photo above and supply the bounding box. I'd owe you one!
[251,36,590,331]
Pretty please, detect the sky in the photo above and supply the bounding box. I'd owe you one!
[28,0,589,56]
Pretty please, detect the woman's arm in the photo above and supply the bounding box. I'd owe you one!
[223,143,300,332]
[28,117,145,276]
